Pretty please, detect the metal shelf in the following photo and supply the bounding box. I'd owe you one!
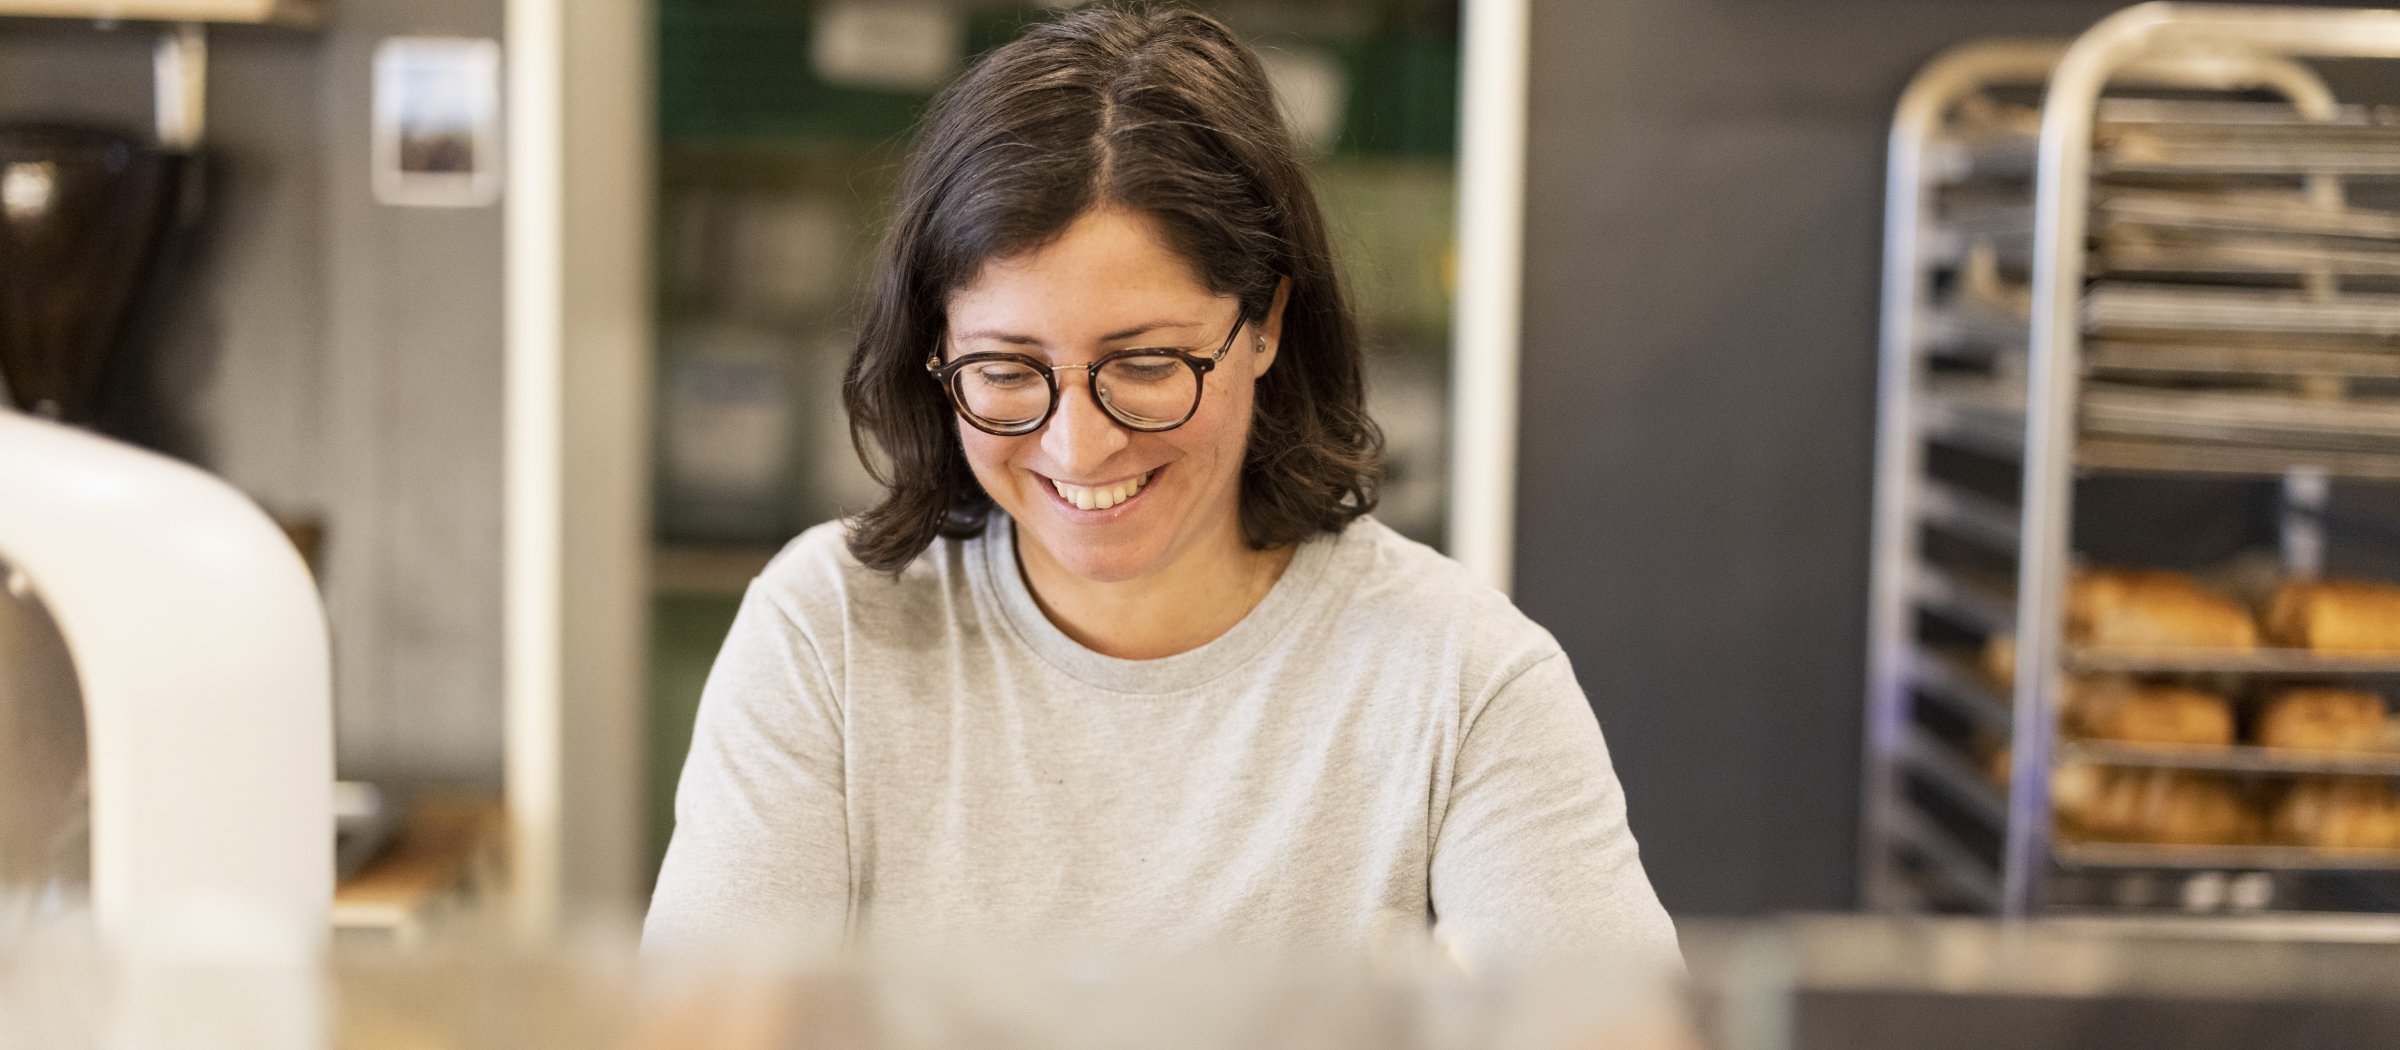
[2096,186,2400,240]
[1919,395,2029,461]
[1922,309,2031,353]
[1862,10,2400,921]
[2085,284,2400,341]
[1929,129,2039,183]
[1917,480,2022,553]
[2060,740,2400,778]
[1911,645,2014,737]
[1904,726,2011,828]
[2083,384,2400,451]
[2057,841,2400,872]
[1918,388,2400,477]
[2066,647,2400,676]
[2086,340,2400,382]
[2076,438,2400,481]
[1890,802,2004,910]
[1911,561,2017,636]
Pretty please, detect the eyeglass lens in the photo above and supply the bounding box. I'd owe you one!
[955,353,1199,432]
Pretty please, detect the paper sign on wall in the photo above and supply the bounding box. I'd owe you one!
[811,2,960,92]
[372,38,503,208]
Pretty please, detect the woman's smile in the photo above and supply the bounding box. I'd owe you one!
[1037,465,1162,516]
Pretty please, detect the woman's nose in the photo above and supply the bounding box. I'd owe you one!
[1040,372,1128,473]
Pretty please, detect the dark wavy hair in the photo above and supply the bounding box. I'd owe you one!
[841,5,1383,573]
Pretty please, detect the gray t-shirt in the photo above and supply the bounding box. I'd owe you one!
[644,513,1679,973]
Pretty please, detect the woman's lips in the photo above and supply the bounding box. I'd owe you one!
[1041,466,1159,515]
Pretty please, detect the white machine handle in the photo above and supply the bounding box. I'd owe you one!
[0,408,330,964]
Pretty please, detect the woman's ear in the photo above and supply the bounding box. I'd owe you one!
[1252,277,1292,378]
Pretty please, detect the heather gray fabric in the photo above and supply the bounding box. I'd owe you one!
[644,514,1680,973]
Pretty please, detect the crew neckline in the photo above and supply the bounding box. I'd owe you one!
[971,512,1353,695]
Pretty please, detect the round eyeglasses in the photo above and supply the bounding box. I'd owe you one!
[927,318,1247,437]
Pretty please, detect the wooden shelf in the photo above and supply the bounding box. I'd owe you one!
[333,795,507,944]
[652,545,779,597]
[0,0,320,24]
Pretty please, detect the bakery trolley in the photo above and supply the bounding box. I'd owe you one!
[1861,4,2400,920]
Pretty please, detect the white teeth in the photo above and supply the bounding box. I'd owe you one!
[1051,470,1150,511]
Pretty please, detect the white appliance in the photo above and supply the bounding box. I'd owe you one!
[0,407,330,1045]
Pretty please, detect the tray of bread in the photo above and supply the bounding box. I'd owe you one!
[1979,568,2400,682]
[2059,569,2400,675]
[1985,568,2400,867]
[2056,676,2400,774]
[1979,672,2400,775]
[2050,762,2400,866]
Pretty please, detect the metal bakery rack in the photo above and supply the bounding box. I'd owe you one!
[1863,4,2400,920]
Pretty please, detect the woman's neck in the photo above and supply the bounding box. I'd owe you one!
[1016,524,1296,661]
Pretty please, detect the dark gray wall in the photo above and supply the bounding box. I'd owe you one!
[1517,0,2154,916]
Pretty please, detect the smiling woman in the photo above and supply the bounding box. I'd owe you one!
[937,206,1291,655]
[643,5,1679,975]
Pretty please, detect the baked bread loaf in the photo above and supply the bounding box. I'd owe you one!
[2269,777,2400,851]
[2254,687,2391,753]
[2069,569,2259,652]
[2266,579,2400,654]
[2064,676,2235,748]
[2067,769,2257,846]
[2050,762,2101,824]
[1982,634,2017,692]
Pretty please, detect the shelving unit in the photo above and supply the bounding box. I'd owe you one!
[1863,4,2400,920]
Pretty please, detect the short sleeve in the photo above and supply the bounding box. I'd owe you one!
[1428,651,1682,976]
[642,582,851,960]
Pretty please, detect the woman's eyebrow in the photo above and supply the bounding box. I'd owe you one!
[1100,320,1204,342]
[953,320,1205,345]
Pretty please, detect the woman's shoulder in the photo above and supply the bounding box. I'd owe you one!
[747,518,981,646]
[1322,518,1567,681]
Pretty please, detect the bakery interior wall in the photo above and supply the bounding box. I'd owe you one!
[0,0,508,792]
[1518,0,2400,916]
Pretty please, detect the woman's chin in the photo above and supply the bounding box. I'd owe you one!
[1021,530,1164,585]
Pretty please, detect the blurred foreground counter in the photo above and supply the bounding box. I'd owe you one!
[1686,915,2400,1050]
[10,914,2400,1047]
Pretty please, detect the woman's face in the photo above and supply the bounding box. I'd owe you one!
[943,206,1282,585]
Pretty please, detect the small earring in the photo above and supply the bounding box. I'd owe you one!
[1253,332,1267,353]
